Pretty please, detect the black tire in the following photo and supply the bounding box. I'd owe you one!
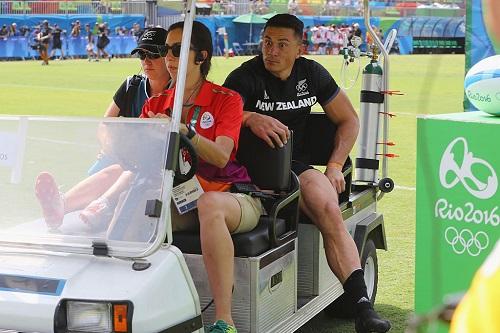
[378,177,394,193]
[361,239,379,304]
[324,238,379,318]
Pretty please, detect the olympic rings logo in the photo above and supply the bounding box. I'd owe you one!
[444,226,489,256]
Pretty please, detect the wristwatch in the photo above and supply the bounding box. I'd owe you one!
[186,123,197,140]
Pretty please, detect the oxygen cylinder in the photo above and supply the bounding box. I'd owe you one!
[355,60,383,183]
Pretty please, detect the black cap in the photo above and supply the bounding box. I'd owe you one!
[131,27,168,55]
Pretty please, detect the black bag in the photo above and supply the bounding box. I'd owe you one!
[118,75,143,118]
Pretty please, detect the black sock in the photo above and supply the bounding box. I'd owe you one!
[344,269,391,332]
[343,268,371,312]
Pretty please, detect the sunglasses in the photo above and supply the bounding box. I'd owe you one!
[137,50,162,60]
[163,43,182,57]
[160,43,198,58]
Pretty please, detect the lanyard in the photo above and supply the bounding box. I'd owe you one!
[190,106,201,128]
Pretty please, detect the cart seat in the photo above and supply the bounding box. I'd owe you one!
[173,128,300,257]
[298,112,353,224]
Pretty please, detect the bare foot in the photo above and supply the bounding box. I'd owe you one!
[35,172,64,230]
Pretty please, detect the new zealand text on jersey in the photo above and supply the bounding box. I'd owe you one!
[255,96,317,112]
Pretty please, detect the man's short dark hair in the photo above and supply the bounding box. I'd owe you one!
[264,14,304,41]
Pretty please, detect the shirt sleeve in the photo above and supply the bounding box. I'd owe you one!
[223,67,253,104]
[214,93,244,150]
[140,93,170,118]
[112,78,129,112]
[311,61,340,106]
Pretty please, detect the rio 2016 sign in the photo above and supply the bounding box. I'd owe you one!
[416,113,500,330]
[436,137,498,257]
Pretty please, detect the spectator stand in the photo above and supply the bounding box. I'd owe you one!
[0,1,148,15]
[0,14,145,59]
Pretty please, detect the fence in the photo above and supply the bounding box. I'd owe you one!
[156,0,465,18]
[0,0,466,18]
[0,35,138,58]
[0,1,147,15]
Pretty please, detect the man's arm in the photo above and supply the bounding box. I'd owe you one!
[322,89,359,193]
[243,111,290,149]
[224,65,290,149]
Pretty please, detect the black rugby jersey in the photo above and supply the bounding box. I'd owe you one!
[224,55,339,162]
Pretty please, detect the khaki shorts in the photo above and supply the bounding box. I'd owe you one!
[171,192,263,234]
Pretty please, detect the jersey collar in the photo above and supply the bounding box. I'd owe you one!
[163,80,214,109]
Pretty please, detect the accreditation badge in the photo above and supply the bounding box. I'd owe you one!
[172,176,204,214]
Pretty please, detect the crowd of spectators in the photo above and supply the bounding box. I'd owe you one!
[0,19,148,61]
[0,20,145,41]
[301,22,382,55]
[0,23,31,39]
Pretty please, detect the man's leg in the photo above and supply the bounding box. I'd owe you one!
[64,164,123,212]
[35,165,123,228]
[299,169,390,333]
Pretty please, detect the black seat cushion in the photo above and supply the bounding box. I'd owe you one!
[236,127,292,191]
[173,216,287,257]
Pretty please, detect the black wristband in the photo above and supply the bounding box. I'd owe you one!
[187,123,196,139]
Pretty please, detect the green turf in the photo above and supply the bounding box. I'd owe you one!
[0,55,466,333]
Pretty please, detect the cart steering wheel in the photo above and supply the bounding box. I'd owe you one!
[174,134,199,186]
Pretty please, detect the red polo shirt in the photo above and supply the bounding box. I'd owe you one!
[141,80,251,185]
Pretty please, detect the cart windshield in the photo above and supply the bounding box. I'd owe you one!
[0,116,172,258]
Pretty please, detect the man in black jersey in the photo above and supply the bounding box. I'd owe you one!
[224,14,390,333]
[49,23,65,60]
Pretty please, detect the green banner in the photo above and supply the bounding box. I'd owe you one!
[416,112,500,332]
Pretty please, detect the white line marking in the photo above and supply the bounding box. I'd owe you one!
[27,136,98,148]
[395,185,416,191]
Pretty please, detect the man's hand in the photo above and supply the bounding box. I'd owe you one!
[325,167,345,194]
[245,112,290,148]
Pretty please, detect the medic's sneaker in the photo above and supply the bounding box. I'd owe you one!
[208,320,237,333]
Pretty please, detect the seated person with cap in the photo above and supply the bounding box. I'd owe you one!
[34,27,171,231]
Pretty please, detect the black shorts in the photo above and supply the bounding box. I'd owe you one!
[52,41,62,49]
[292,160,315,176]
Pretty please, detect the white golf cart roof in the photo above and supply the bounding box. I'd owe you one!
[0,116,173,259]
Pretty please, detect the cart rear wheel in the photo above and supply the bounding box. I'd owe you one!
[362,239,378,302]
[324,238,379,318]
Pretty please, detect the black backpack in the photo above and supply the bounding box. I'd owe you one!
[119,75,143,118]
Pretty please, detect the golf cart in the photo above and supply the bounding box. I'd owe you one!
[0,1,395,332]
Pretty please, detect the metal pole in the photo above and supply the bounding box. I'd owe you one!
[155,0,196,248]
[169,0,196,134]
[363,0,390,184]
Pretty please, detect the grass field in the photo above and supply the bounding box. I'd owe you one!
[0,54,466,333]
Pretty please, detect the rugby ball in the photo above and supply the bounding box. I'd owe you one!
[464,55,500,116]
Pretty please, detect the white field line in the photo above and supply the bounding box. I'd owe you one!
[395,185,416,191]
[27,136,98,149]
